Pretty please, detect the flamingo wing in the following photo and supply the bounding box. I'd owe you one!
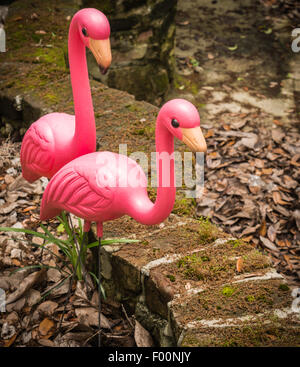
[21,122,55,180]
[40,163,114,221]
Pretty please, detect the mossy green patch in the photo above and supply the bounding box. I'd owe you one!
[166,274,176,282]
[173,196,196,217]
[228,239,244,248]
[172,279,293,325]
[246,295,255,302]
[173,73,198,95]
[44,93,60,104]
[152,69,169,94]
[33,47,66,70]
[174,237,270,284]
[278,284,290,291]
[197,216,220,245]
[182,319,300,346]
[125,104,142,112]
[222,286,235,297]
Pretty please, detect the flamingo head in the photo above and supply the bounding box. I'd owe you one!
[76,8,112,74]
[158,99,207,153]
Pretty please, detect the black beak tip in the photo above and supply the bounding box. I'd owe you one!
[99,66,108,75]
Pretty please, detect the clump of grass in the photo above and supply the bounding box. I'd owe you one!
[197,216,220,245]
[0,212,138,297]
[173,197,196,216]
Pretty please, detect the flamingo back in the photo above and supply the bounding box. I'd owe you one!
[40,151,148,223]
[21,118,56,182]
[21,113,78,182]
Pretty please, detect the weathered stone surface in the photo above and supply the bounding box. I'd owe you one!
[144,268,174,319]
[84,0,177,104]
[99,215,300,347]
[170,0,298,126]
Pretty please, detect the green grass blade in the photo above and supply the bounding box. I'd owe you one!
[39,223,70,253]
[87,238,139,249]
[40,275,71,300]
[89,271,106,300]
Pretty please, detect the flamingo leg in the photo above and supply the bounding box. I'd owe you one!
[98,236,102,347]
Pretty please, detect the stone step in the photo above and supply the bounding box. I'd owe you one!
[99,216,300,346]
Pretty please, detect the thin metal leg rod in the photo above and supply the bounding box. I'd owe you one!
[98,237,101,347]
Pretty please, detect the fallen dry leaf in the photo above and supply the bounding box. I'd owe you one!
[75,307,111,329]
[259,220,267,237]
[6,269,46,305]
[271,128,285,143]
[11,259,21,267]
[134,320,154,347]
[0,202,18,214]
[37,300,58,316]
[39,318,55,338]
[236,258,244,272]
[260,236,279,253]
[272,191,288,205]
[4,333,17,347]
[283,254,293,272]
[38,339,55,347]
[205,129,214,138]
[23,206,37,213]
[267,225,277,242]
[262,168,273,175]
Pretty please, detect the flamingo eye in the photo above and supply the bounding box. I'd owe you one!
[171,119,180,128]
[82,28,88,37]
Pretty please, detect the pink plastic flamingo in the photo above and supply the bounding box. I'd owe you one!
[40,99,207,233]
[40,99,207,346]
[20,8,112,183]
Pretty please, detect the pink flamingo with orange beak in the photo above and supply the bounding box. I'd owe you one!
[20,8,112,183]
[40,99,207,346]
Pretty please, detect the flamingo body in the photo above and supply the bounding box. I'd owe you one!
[20,9,111,183]
[40,99,207,237]
[21,113,82,182]
[40,151,149,223]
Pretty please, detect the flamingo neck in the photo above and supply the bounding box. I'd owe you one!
[69,18,96,154]
[129,119,176,225]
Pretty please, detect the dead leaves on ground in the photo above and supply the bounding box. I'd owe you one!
[0,268,138,347]
[198,114,300,283]
[134,320,154,347]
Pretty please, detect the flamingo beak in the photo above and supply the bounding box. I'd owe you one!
[89,38,112,75]
[181,127,207,153]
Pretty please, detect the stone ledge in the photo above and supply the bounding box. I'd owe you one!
[99,216,300,347]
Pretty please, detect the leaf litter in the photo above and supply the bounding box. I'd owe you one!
[197,113,300,285]
[0,142,137,347]
[0,112,300,346]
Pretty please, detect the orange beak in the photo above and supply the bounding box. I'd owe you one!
[89,38,112,75]
[181,127,207,153]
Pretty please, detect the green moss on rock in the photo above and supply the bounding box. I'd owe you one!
[222,286,235,297]
[33,47,66,70]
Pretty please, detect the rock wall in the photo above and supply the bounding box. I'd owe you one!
[83,0,178,105]
[0,0,176,139]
